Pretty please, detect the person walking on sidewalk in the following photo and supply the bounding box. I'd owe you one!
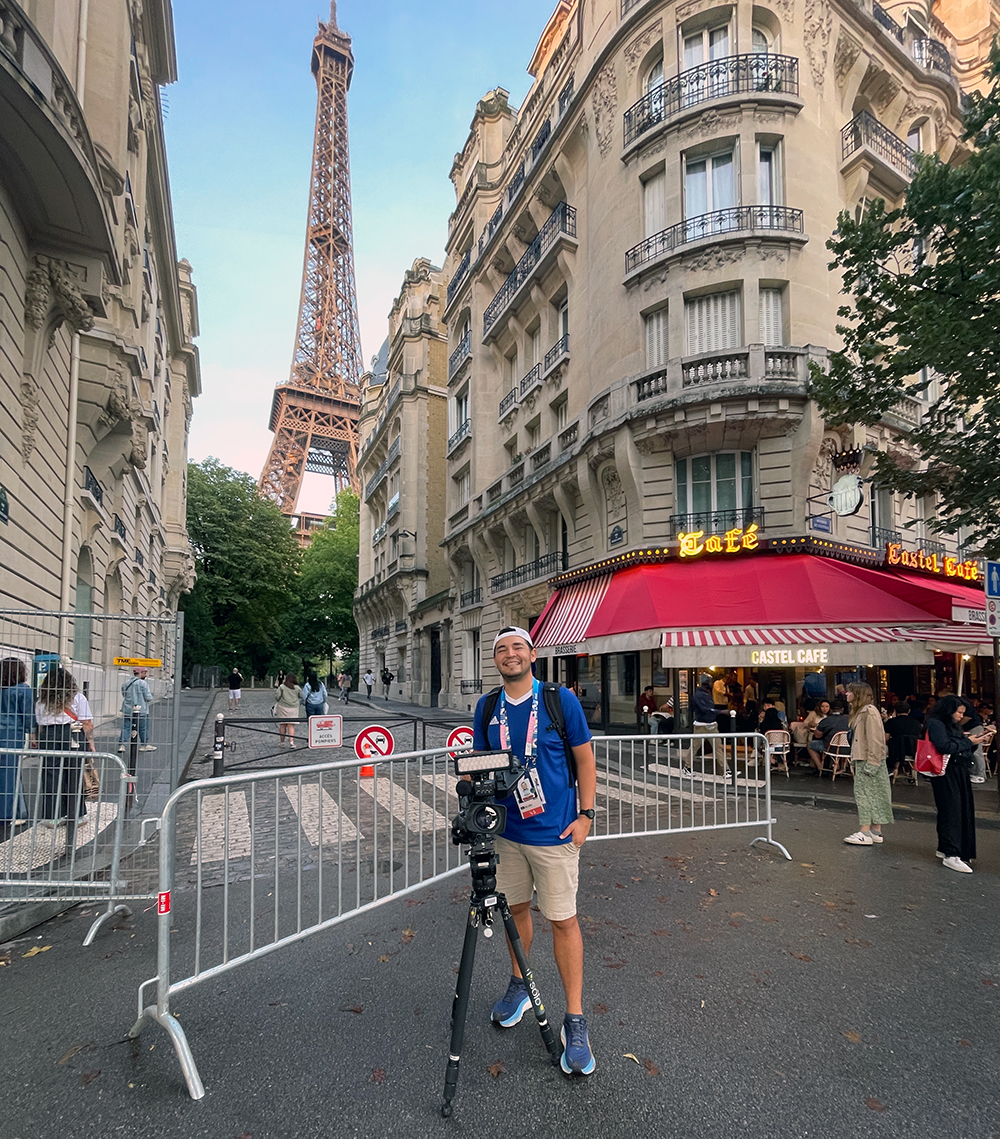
[843,682,893,847]
[924,695,989,873]
[363,669,375,699]
[273,673,303,747]
[302,671,327,719]
[381,667,393,700]
[337,671,351,704]
[227,668,243,711]
[472,626,598,1077]
[119,667,155,754]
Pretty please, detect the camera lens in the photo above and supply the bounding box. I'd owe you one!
[470,803,501,834]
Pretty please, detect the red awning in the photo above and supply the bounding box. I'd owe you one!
[532,575,612,653]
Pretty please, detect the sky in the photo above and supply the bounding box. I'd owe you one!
[167,0,553,513]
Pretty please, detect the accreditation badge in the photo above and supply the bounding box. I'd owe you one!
[514,767,546,819]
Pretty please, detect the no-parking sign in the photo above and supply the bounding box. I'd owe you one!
[354,724,395,762]
[446,726,475,758]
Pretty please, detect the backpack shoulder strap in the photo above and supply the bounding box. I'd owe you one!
[480,687,502,736]
[541,682,577,786]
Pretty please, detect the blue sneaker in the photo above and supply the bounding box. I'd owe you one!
[491,975,530,1027]
[560,1014,596,1075]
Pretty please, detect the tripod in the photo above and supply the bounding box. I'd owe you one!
[441,834,561,1117]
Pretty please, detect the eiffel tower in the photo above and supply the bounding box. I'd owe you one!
[259,2,363,535]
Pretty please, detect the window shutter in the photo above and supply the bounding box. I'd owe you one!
[645,309,668,368]
[759,288,783,346]
[644,171,666,238]
[686,291,740,354]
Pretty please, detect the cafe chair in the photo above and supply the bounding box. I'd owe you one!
[764,730,791,778]
[823,731,853,782]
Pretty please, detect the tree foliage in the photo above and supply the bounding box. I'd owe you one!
[808,50,1000,557]
[180,458,301,675]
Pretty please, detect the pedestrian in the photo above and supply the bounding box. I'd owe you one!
[362,669,375,699]
[273,673,303,747]
[843,682,893,846]
[118,667,155,755]
[338,671,352,704]
[302,670,327,719]
[924,695,990,873]
[691,672,728,776]
[381,666,393,700]
[227,667,243,711]
[0,658,34,827]
[472,626,598,1077]
[31,666,94,828]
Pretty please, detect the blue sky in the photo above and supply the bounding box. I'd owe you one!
[168,0,552,510]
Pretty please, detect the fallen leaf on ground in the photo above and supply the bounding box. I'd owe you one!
[982,979,995,986]
[22,945,51,958]
[652,929,671,937]
[643,1058,660,1075]
[761,916,775,923]
[791,952,812,962]
[79,1070,100,1086]
[959,1039,971,1047]
[487,1061,505,1079]
[377,955,389,963]
[623,1053,640,1064]
[0,952,10,967]
[865,1097,885,1112]
[371,1068,386,1084]
[592,1003,609,1015]
[401,928,415,944]
[843,1031,862,1044]
[58,1045,86,1065]
[340,1005,364,1015]
[709,888,719,897]
[236,1133,252,1139]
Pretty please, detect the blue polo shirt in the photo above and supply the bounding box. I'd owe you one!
[473,683,591,846]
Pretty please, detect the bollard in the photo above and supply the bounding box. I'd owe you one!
[212,714,226,778]
[129,705,141,777]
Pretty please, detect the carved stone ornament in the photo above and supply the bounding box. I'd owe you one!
[20,377,40,463]
[803,0,833,93]
[625,21,663,75]
[679,108,741,143]
[23,257,96,347]
[602,465,627,526]
[811,433,840,484]
[99,364,132,429]
[757,246,788,263]
[683,245,746,272]
[591,62,618,159]
[834,30,862,88]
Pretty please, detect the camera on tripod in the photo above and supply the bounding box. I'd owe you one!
[451,750,520,846]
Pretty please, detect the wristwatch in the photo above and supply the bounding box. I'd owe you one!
[578,808,596,820]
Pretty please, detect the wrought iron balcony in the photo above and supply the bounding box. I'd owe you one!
[507,163,525,202]
[531,119,551,162]
[841,111,917,180]
[621,0,644,15]
[134,548,145,568]
[363,437,401,500]
[478,203,505,258]
[625,206,804,274]
[872,525,902,548]
[448,419,471,453]
[499,387,518,419]
[449,330,472,379]
[371,625,391,641]
[484,203,577,335]
[520,363,542,399]
[149,570,157,588]
[446,249,471,306]
[460,679,483,694]
[387,492,400,519]
[559,78,574,117]
[490,551,568,594]
[372,521,388,545]
[912,38,951,78]
[83,466,104,507]
[669,506,765,538]
[113,514,128,543]
[460,587,483,609]
[396,620,407,632]
[544,333,570,373]
[921,538,947,555]
[623,54,800,147]
[872,2,904,44]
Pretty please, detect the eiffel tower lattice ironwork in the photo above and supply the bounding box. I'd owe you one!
[259,2,363,515]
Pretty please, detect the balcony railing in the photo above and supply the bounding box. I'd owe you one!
[460,679,484,695]
[387,379,401,408]
[621,0,644,15]
[669,506,765,538]
[83,466,104,507]
[626,206,804,273]
[912,38,951,78]
[508,462,525,488]
[559,78,574,117]
[372,521,388,545]
[623,54,800,146]
[446,249,471,306]
[484,203,577,335]
[872,525,902,548]
[491,551,568,594]
[558,422,578,451]
[449,330,472,379]
[531,119,551,161]
[532,443,551,471]
[683,349,749,387]
[872,1,904,44]
[487,481,503,504]
[386,492,400,519]
[544,333,570,372]
[841,111,916,179]
[520,363,542,399]
[507,163,525,202]
[113,514,127,543]
[363,437,401,500]
[371,625,391,641]
[636,368,670,403]
[134,548,145,568]
[499,387,519,418]
[460,587,483,609]
[448,419,471,452]
[149,570,157,588]
[921,538,947,555]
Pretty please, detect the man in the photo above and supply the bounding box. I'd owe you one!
[473,626,597,1077]
[381,666,393,700]
[808,699,849,772]
[363,669,375,699]
[636,685,657,726]
[227,667,243,711]
[119,667,155,754]
[338,671,351,704]
[692,672,728,776]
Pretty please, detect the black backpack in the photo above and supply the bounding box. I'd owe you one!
[479,682,577,787]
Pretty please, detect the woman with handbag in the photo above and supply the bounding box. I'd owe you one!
[843,682,893,847]
[924,695,989,873]
[273,673,303,747]
[30,667,94,828]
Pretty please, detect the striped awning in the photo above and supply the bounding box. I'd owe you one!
[531,575,612,654]
[661,626,909,648]
[895,624,993,653]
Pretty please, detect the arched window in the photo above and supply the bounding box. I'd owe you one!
[645,57,664,93]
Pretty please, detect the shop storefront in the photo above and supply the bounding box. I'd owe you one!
[530,533,992,734]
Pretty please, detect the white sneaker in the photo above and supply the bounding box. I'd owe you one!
[870,832,884,844]
[118,745,126,753]
[970,776,986,784]
[844,831,874,845]
[936,850,945,859]
[139,745,157,751]
[942,855,973,874]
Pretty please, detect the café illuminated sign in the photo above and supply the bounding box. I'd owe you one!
[750,647,830,666]
[886,543,980,581]
[678,523,760,558]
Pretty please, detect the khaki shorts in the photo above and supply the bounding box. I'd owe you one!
[495,836,581,922]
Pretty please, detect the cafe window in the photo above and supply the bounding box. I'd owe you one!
[675,450,754,523]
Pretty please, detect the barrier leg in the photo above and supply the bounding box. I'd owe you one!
[129,1003,205,1101]
[750,742,791,859]
[83,902,132,946]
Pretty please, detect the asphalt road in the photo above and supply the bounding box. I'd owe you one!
[4,801,1000,1139]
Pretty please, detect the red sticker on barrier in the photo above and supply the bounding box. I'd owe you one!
[158,891,170,915]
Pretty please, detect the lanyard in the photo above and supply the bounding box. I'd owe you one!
[498,678,540,764]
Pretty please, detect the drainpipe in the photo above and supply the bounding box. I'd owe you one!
[76,0,89,97]
[59,333,81,657]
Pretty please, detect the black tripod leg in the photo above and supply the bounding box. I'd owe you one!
[497,896,561,1065]
[441,904,479,1117]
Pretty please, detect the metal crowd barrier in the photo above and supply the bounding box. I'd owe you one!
[0,749,159,944]
[130,732,790,1098]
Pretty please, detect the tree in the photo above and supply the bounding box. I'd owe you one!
[280,489,360,673]
[808,50,1000,558]
[180,458,301,676]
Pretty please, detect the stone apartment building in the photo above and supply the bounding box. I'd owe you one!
[354,259,451,705]
[0,0,199,664]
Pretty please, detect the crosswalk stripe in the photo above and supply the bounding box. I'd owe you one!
[362,775,450,834]
[0,803,119,875]
[647,762,764,789]
[283,783,361,845]
[191,790,252,864]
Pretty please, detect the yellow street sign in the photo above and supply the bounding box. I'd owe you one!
[114,656,162,668]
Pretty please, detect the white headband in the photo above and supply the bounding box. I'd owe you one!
[492,626,534,653]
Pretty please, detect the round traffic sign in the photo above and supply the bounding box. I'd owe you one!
[447,726,475,758]
[354,724,395,761]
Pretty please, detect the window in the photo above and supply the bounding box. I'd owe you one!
[553,396,568,432]
[506,437,519,465]
[645,308,669,368]
[758,144,781,206]
[391,532,399,559]
[684,149,737,237]
[644,57,665,119]
[675,451,754,524]
[505,349,518,389]
[685,291,741,354]
[527,524,541,562]
[759,288,784,346]
[752,27,769,53]
[456,468,471,506]
[683,23,731,104]
[645,58,664,93]
[558,300,569,339]
[526,417,540,450]
[451,387,470,434]
[470,630,481,681]
[907,125,921,152]
[389,471,400,498]
[644,169,666,238]
[872,485,895,542]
